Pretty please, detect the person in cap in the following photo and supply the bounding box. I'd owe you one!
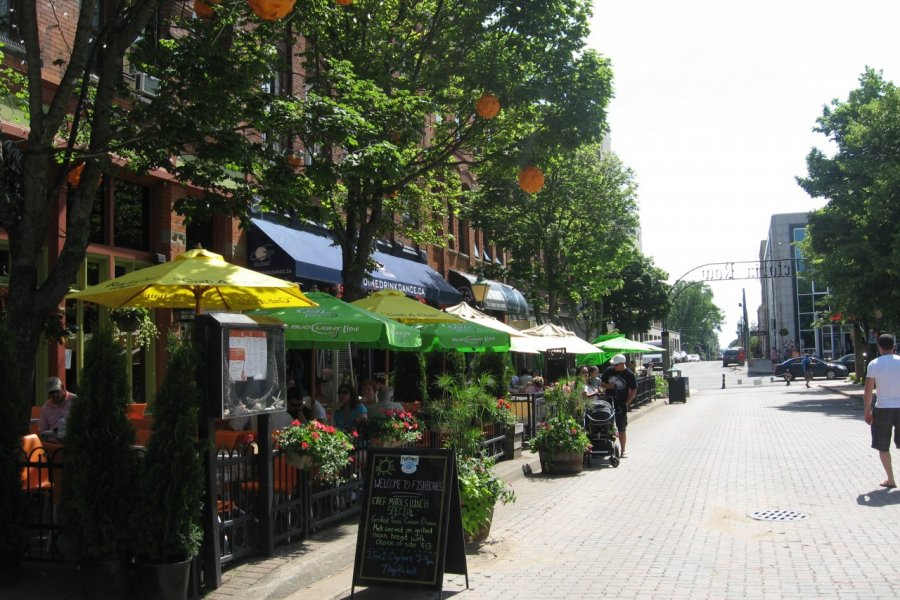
[374,374,395,405]
[39,376,76,434]
[601,354,637,457]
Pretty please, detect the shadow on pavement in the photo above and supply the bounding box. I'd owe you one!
[857,489,900,507]
[776,396,861,420]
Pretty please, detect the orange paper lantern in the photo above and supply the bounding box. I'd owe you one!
[335,0,353,5]
[517,165,544,194]
[247,0,296,20]
[67,163,85,188]
[194,0,219,18]
[475,94,500,120]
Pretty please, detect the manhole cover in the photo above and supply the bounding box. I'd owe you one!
[748,509,808,522]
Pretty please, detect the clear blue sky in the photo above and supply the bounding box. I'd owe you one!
[587,0,900,348]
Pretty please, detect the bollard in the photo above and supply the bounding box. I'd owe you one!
[722,374,725,389]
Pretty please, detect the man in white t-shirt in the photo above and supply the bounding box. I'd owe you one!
[864,333,900,489]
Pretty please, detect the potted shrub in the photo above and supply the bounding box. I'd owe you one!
[273,419,355,483]
[530,379,591,475]
[132,334,204,600]
[367,409,423,447]
[393,351,426,403]
[59,327,137,598]
[456,453,515,543]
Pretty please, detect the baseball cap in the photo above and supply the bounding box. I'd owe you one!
[611,354,627,365]
[47,376,62,393]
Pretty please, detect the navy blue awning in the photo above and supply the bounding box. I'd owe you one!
[448,270,530,315]
[248,218,462,306]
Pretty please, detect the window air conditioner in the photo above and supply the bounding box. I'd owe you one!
[134,72,160,97]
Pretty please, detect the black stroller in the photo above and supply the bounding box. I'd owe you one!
[583,394,621,467]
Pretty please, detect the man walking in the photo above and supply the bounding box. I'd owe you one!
[601,354,637,458]
[802,352,813,388]
[863,333,900,489]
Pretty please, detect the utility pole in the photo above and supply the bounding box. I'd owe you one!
[742,288,751,361]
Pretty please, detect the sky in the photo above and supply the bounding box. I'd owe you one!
[587,0,900,348]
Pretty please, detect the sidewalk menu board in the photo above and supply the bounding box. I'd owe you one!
[352,448,467,595]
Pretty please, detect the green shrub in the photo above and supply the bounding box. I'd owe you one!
[472,351,510,399]
[60,327,137,561]
[655,374,668,397]
[457,454,515,536]
[134,335,204,563]
[394,351,426,403]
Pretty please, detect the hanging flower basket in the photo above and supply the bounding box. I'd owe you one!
[284,451,316,470]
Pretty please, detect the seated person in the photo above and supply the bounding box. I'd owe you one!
[524,376,544,394]
[374,375,395,405]
[272,386,305,431]
[39,377,75,435]
[333,383,367,431]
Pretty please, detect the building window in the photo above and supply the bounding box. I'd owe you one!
[114,179,150,251]
[0,0,23,51]
[186,211,214,252]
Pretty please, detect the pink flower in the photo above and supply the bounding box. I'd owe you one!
[301,441,309,450]
[291,419,301,427]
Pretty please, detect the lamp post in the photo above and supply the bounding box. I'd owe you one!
[470,276,489,308]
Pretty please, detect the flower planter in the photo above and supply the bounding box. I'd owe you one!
[538,450,583,475]
[284,452,316,470]
[463,506,494,544]
[132,557,193,600]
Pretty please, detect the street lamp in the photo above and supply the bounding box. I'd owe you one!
[470,276,490,306]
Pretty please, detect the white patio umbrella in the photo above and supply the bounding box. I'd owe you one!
[520,322,600,354]
[444,302,541,354]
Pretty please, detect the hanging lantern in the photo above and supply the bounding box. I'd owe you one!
[67,163,85,188]
[517,165,544,194]
[247,0,296,20]
[194,0,219,18]
[335,0,353,5]
[475,93,501,120]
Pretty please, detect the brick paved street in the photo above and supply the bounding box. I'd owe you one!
[308,380,900,599]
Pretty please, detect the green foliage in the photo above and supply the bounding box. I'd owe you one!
[135,335,203,563]
[471,351,510,399]
[667,281,725,356]
[274,419,355,483]
[601,254,671,338]
[528,415,591,454]
[393,351,426,403]
[367,409,424,445]
[472,144,637,321]
[542,378,585,419]
[428,373,502,456]
[797,68,900,328]
[457,454,515,537]
[59,327,137,561]
[655,374,668,398]
[110,307,159,350]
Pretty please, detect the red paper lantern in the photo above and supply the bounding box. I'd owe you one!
[517,165,544,194]
[194,0,219,18]
[67,163,85,188]
[247,0,296,20]
[475,94,501,120]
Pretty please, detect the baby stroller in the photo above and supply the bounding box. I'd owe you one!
[583,395,621,467]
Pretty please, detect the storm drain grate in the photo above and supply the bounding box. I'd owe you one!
[748,509,808,522]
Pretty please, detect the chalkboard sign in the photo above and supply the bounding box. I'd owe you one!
[545,346,568,384]
[352,448,467,596]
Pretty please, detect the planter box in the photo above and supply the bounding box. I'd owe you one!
[504,422,524,460]
[538,450,584,475]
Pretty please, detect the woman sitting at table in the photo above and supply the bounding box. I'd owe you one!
[333,383,367,431]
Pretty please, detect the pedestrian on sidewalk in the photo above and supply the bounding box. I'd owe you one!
[863,333,900,489]
[601,354,637,457]
[802,352,813,388]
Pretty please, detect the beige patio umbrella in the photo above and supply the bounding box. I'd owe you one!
[444,302,540,354]
[67,248,316,313]
[520,322,600,354]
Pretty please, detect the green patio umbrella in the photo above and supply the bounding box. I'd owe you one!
[414,320,511,353]
[576,334,660,366]
[252,292,422,350]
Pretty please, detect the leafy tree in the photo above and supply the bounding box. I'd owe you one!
[797,68,900,331]
[473,144,638,321]
[666,281,724,356]
[600,254,670,338]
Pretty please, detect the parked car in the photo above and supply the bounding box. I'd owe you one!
[642,354,663,370]
[774,357,849,381]
[834,353,864,373]
[722,348,743,367]
[687,354,701,362]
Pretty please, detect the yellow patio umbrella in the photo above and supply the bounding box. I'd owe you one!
[67,248,316,313]
[350,289,462,324]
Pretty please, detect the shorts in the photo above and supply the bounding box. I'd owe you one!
[871,407,900,451]
[614,402,629,433]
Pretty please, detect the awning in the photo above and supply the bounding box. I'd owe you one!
[447,270,529,315]
[248,218,462,306]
